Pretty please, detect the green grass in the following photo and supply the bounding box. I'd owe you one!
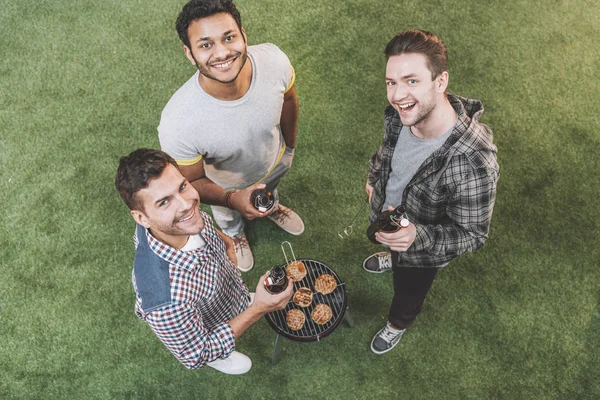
[1,0,599,398]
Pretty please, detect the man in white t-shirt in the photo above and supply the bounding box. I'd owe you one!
[159,0,304,272]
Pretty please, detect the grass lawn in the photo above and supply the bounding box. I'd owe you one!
[1,0,599,398]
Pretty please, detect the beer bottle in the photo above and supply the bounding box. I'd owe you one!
[366,205,410,244]
[264,265,289,294]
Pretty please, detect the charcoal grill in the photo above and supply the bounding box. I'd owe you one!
[264,243,355,364]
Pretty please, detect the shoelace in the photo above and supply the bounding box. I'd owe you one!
[232,236,249,254]
[270,207,291,223]
[378,253,392,270]
[380,325,403,343]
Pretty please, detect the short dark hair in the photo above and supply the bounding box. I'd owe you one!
[115,149,179,211]
[176,0,243,49]
[384,29,448,80]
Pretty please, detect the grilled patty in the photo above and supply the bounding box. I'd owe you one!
[314,274,337,295]
[286,261,307,282]
[293,287,313,307]
[311,304,333,325]
[286,309,306,331]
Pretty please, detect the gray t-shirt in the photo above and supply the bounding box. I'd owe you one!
[383,125,453,209]
[158,43,294,190]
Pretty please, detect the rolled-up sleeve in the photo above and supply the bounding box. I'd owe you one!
[143,302,235,370]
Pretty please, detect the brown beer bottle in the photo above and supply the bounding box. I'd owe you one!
[366,205,410,244]
[264,265,289,294]
[250,188,275,213]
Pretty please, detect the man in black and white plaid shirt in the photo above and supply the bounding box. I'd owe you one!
[115,149,292,374]
[364,30,499,354]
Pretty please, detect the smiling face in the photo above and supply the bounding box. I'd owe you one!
[183,12,248,85]
[385,53,448,128]
[131,163,204,249]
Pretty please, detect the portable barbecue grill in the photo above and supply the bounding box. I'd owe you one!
[264,243,355,364]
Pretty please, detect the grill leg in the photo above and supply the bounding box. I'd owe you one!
[343,308,356,328]
[271,334,283,365]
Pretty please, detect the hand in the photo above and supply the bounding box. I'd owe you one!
[251,273,293,313]
[365,181,374,204]
[374,206,416,252]
[229,183,274,219]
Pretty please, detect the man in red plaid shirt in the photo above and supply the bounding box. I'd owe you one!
[115,149,292,374]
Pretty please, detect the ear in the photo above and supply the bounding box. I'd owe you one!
[131,209,151,229]
[436,71,449,93]
[183,45,196,65]
[241,27,247,43]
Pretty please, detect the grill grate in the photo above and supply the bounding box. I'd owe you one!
[265,259,348,342]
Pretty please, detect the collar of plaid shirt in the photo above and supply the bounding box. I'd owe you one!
[134,212,215,272]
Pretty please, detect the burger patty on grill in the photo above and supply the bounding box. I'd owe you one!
[311,304,333,325]
[286,309,306,331]
[286,261,307,282]
[315,274,337,295]
[293,287,313,307]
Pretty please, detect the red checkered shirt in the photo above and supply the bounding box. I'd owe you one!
[132,211,250,369]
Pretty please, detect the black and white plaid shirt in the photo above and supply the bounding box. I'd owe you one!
[132,211,250,369]
[368,94,499,268]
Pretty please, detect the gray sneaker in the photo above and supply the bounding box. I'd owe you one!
[370,322,406,354]
[362,252,392,273]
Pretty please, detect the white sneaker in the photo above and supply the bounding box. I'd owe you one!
[229,233,254,272]
[206,351,252,375]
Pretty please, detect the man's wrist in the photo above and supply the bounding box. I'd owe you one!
[225,190,238,209]
[246,302,268,317]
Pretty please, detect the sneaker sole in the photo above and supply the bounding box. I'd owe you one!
[237,260,254,272]
[268,219,305,236]
[280,226,304,236]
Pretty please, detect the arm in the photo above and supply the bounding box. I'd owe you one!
[366,141,385,204]
[368,142,384,187]
[229,274,293,339]
[414,167,498,256]
[365,182,374,204]
[178,160,226,206]
[377,166,498,256]
[178,161,267,220]
[143,302,237,369]
[143,274,292,369]
[280,86,299,149]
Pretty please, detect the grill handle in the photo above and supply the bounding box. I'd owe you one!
[281,241,297,265]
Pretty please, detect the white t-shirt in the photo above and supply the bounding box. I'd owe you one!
[180,233,206,252]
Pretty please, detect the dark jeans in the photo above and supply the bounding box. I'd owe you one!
[388,251,438,330]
